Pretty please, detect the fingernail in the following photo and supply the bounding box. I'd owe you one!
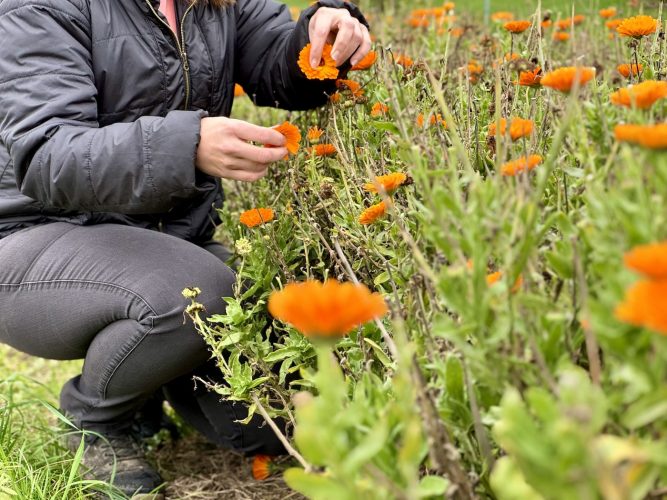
[310,58,318,67]
[331,50,339,62]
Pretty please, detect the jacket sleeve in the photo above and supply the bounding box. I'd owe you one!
[234,0,370,111]
[0,1,206,215]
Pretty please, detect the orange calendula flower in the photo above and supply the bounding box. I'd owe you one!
[370,102,389,117]
[504,20,531,33]
[500,155,543,176]
[311,143,337,157]
[429,113,447,127]
[297,43,339,80]
[624,241,667,280]
[616,15,659,38]
[617,63,643,78]
[486,271,523,293]
[252,455,273,481]
[556,15,585,30]
[359,200,389,225]
[463,60,484,83]
[364,172,408,194]
[234,84,245,97]
[268,280,388,338]
[606,19,623,30]
[488,118,534,141]
[553,31,571,42]
[541,19,553,29]
[416,113,425,127]
[540,67,595,93]
[491,11,514,22]
[351,50,377,71]
[336,79,364,97]
[271,122,301,155]
[240,208,274,228]
[615,123,667,149]
[599,7,617,19]
[395,54,414,68]
[517,67,542,87]
[307,126,324,143]
[610,80,667,109]
[615,279,667,335]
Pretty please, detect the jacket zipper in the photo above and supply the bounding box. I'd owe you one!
[145,0,196,110]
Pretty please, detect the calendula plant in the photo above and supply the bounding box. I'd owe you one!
[186,1,667,498]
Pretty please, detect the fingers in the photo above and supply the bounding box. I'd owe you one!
[228,168,269,183]
[235,120,286,147]
[351,25,372,67]
[331,14,363,65]
[234,140,288,165]
[309,10,334,68]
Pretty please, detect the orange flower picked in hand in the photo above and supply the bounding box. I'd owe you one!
[610,80,667,109]
[363,172,408,194]
[298,43,339,80]
[616,15,659,38]
[540,67,596,93]
[267,121,301,156]
[240,208,274,228]
[268,280,388,339]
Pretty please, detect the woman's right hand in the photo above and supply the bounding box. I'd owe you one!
[196,117,288,182]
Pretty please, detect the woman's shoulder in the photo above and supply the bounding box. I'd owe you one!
[0,0,89,22]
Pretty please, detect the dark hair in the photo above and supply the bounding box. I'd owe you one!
[193,0,236,6]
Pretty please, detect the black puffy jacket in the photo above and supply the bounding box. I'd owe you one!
[0,0,366,241]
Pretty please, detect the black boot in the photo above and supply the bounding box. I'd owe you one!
[66,425,164,498]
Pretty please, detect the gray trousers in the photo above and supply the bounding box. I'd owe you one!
[0,222,283,455]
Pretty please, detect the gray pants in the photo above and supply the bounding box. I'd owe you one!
[0,222,283,455]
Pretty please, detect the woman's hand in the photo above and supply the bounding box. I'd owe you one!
[196,117,288,182]
[308,7,371,69]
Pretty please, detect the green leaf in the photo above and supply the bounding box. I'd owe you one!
[283,468,351,500]
[622,389,667,430]
[445,355,465,403]
[363,338,393,368]
[369,121,400,134]
[417,475,450,498]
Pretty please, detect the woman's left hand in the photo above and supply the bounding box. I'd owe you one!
[308,7,371,69]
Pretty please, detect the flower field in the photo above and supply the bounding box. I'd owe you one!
[185,1,667,498]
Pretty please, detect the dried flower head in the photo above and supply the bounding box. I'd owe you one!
[240,208,274,228]
[540,67,595,93]
[488,118,534,141]
[500,155,543,176]
[504,20,531,33]
[615,123,667,149]
[298,43,339,80]
[359,200,389,224]
[364,172,408,194]
[624,241,667,279]
[610,80,667,109]
[616,15,659,38]
[268,280,388,338]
